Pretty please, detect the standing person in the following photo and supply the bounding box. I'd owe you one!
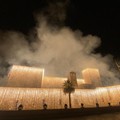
[16,100,23,110]
[18,104,23,110]
[42,99,47,110]
[64,104,68,109]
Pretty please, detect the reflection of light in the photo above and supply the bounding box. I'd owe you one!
[0,85,120,110]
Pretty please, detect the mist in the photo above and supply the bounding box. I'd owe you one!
[0,22,119,86]
[0,0,120,86]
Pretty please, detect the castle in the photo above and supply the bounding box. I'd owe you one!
[7,65,102,89]
[0,65,119,110]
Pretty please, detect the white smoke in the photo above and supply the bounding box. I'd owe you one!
[0,0,119,85]
[0,20,119,86]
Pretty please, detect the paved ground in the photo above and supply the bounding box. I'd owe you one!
[0,106,120,120]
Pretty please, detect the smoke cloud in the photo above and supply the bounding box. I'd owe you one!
[0,0,119,86]
[0,22,119,86]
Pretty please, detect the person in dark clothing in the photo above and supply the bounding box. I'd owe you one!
[96,103,99,107]
[81,103,84,108]
[43,103,47,110]
[18,104,23,110]
[64,104,68,109]
[108,102,111,106]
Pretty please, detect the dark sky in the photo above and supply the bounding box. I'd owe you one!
[0,0,120,58]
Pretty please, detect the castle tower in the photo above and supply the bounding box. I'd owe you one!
[7,65,44,88]
[68,71,78,87]
[82,68,102,87]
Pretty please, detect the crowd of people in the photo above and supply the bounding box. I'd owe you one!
[15,99,113,110]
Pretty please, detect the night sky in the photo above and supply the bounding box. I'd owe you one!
[1,2,120,118]
[0,0,120,58]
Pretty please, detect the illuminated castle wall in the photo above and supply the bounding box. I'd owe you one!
[0,65,120,110]
[82,68,102,87]
[41,77,66,88]
[6,65,102,88]
[68,72,78,87]
[7,65,44,88]
[0,86,120,110]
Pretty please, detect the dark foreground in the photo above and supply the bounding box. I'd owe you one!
[1,106,120,120]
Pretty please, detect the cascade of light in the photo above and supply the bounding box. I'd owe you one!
[82,68,101,86]
[7,65,44,88]
[42,77,66,88]
[0,86,120,110]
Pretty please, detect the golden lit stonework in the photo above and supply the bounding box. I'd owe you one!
[0,65,119,110]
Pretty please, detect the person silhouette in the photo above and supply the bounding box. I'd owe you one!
[81,103,84,108]
[64,104,68,109]
[18,104,23,110]
[96,103,99,107]
[43,103,47,110]
[108,102,111,107]
[42,99,47,110]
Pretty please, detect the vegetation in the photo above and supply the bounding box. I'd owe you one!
[63,80,75,108]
